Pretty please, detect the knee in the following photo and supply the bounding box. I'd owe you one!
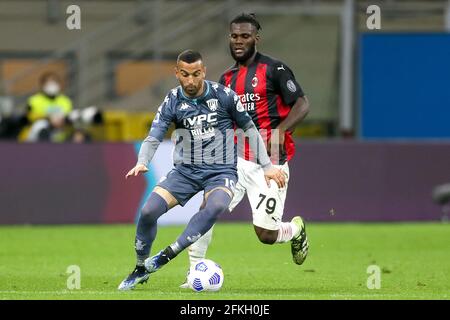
[139,192,168,224]
[199,202,227,228]
[256,229,277,245]
[212,201,229,215]
[140,204,159,224]
[204,204,224,224]
[207,197,230,216]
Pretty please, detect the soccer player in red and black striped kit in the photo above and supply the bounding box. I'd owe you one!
[182,13,310,285]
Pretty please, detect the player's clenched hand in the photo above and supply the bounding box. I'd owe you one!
[264,167,287,189]
[125,164,148,179]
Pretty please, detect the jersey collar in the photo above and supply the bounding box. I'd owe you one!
[232,51,262,69]
[179,81,210,104]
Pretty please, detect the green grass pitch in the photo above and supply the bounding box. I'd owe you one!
[0,223,449,300]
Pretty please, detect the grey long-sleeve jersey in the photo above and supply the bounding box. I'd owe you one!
[136,81,273,177]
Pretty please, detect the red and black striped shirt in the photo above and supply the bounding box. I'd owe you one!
[219,52,304,165]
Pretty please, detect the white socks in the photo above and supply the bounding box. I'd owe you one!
[187,222,299,268]
[275,222,300,243]
[188,226,214,268]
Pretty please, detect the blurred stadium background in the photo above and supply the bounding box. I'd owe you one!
[1,0,449,224]
[0,0,449,300]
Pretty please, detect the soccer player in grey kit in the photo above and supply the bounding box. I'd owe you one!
[118,50,286,290]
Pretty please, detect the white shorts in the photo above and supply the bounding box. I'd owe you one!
[228,157,290,230]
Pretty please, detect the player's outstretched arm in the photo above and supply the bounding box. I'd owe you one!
[125,94,173,180]
[125,135,160,179]
[125,163,149,179]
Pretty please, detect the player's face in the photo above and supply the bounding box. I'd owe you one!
[229,23,259,63]
[175,60,206,97]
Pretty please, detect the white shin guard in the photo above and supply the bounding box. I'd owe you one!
[188,225,214,268]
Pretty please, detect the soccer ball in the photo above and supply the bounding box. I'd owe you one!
[187,259,224,292]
